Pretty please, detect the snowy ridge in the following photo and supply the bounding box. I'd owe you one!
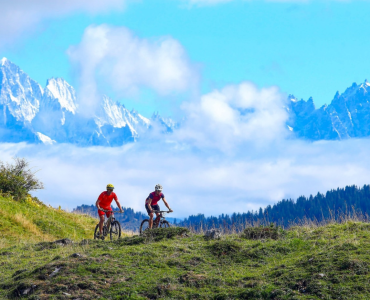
[0,57,42,123]
[36,132,56,145]
[3,57,370,145]
[45,78,77,114]
[0,58,176,146]
[287,79,370,140]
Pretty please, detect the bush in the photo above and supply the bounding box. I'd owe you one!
[0,158,44,200]
[241,224,285,240]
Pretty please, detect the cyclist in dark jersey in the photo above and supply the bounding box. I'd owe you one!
[145,184,173,229]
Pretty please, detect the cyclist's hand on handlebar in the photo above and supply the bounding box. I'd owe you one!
[120,208,124,213]
[169,208,173,212]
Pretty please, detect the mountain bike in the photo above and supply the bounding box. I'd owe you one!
[140,210,171,235]
[94,209,123,241]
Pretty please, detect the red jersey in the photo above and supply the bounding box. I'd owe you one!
[145,191,165,206]
[98,191,117,209]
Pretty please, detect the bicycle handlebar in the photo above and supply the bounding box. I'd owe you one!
[152,210,173,213]
[98,208,124,213]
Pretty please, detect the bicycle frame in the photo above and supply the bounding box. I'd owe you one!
[101,210,122,233]
[152,210,171,224]
[139,210,172,234]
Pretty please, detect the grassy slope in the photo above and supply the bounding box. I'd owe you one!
[1,221,370,299]
[0,196,98,248]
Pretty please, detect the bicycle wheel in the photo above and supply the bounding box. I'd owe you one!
[94,224,99,239]
[140,219,150,235]
[160,220,170,228]
[110,221,122,241]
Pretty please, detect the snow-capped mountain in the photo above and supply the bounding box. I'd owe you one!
[2,57,370,145]
[0,58,175,146]
[287,80,370,140]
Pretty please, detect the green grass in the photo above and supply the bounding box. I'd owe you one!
[0,195,98,248]
[2,215,370,299]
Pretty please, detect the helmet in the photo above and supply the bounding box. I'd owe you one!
[106,184,114,190]
[155,184,163,191]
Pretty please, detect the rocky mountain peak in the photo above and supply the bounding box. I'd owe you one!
[45,78,77,114]
[1,57,8,66]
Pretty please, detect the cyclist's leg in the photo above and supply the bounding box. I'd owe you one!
[153,205,161,226]
[98,215,105,234]
[145,204,154,229]
[97,209,107,235]
[149,212,154,228]
[106,210,112,229]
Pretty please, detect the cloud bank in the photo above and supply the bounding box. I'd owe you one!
[67,24,198,116]
[177,82,288,151]
[1,82,369,219]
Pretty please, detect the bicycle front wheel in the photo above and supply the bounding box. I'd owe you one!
[110,221,122,241]
[160,220,170,228]
[94,224,99,239]
[140,219,150,235]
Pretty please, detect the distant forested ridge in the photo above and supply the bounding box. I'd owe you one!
[176,185,370,232]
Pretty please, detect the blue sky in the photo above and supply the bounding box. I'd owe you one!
[2,0,370,216]
[2,0,370,117]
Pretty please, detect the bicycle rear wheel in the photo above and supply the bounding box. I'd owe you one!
[140,219,150,235]
[110,221,121,241]
[160,220,170,228]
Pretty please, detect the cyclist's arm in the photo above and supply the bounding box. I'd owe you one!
[162,197,173,212]
[147,198,153,212]
[114,198,123,212]
[96,199,103,211]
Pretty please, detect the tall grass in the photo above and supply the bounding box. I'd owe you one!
[0,195,98,248]
[184,206,370,234]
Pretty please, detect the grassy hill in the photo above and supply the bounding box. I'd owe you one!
[1,211,370,299]
[0,195,98,248]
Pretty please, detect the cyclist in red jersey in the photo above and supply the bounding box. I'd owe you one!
[96,184,123,237]
[145,184,173,229]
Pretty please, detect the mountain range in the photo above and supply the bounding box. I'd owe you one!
[0,58,175,146]
[287,79,370,140]
[1,57,370,145]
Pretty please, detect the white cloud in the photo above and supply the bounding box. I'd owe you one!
[2,138,370,219]
[67,24,198,116]
[0,0,126,45]
[175,82,288,151]
[1,82,369,220]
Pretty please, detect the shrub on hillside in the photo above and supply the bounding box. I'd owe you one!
[0,158,44,200]
[241,224,285,240]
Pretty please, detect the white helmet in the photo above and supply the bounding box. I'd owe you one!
[155,184,163,191]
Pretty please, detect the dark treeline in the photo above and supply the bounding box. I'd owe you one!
[177,185,370,232]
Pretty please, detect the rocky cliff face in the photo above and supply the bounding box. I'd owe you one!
[287,80,370,140]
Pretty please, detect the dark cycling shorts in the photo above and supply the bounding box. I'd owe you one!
[145,204,160,215]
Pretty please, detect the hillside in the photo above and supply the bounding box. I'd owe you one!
[1,221,370,299]
[0,195,98,248]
